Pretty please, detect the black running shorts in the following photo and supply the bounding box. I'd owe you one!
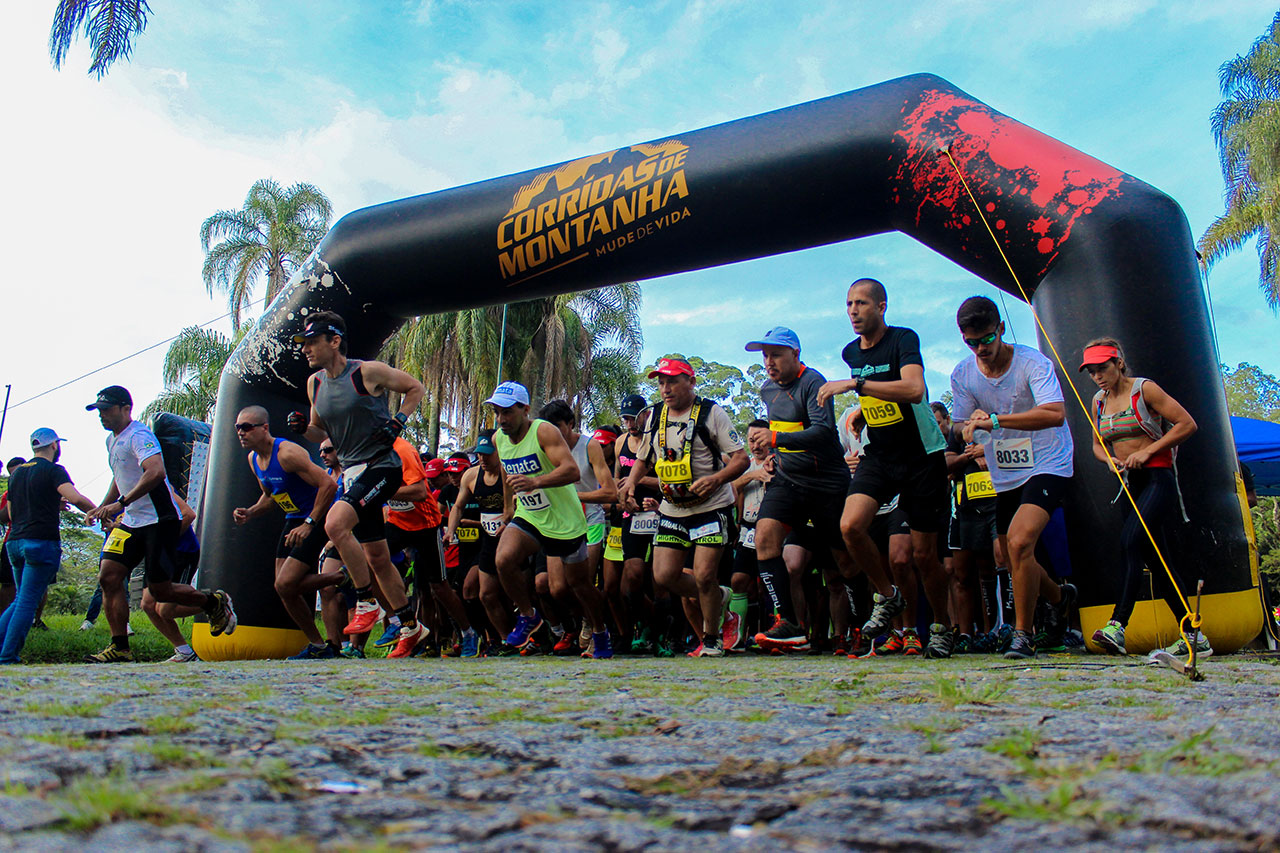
[276,519,327,568]
[848,451,948,534]
[995,474,1071,536]
[385,523,447,585]
[341,458,404,543]
[99,520,181,584]
[758,479,845,551]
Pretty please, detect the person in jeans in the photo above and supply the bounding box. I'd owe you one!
[0,429,96,664]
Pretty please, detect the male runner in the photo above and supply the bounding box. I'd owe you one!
[817,278,954,658]
[288,311,427,658]
[232,405,342,659]
[540,400,618,654]
[486,381,612,658]
[949,295,1076,659]
[745,327,855,652]
[730,419,772,650]
[445,430,513,643]
[614,394,668,655]
[620,358,749,657]
[84,385,234,662]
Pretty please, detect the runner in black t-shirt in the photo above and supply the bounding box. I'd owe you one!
[818,278,954,658]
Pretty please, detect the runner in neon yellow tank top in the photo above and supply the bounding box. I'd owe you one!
[486,381,612,658]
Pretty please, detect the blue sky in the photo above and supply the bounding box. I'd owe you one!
[1,0,1277,487]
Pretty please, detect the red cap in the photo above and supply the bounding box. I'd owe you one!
[444,458,469,473]
[424,458,445,477]
[1079,345,1120,371]
[647,357,695,379]
[592,427,619,445]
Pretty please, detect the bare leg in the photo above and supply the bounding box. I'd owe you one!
[841,495,895,595]
[97,559,131,640]
[275,558,324,644]
[141,588,187,649]
[495,526,540,616]
[1000,504,1060,633]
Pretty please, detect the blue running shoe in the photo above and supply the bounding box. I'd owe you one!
[505,611,543,649]
[372,622,402,649]
[339,643,365,659]
[288,642,337,660]
[591,630,614,659]
[460,630,480,658]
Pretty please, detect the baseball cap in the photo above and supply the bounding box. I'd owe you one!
[745,326,801,353]
[424,458,446,478]
[292,317,346,343]
[484,381,531,408]
[472,433,497,455]
[444,457,469,474]
[86,385,132,411]
[592,426,619,445]
[619,394,647,418]
[1079,344,1121,371]
[647,358,695,379]
[30,428,67,449]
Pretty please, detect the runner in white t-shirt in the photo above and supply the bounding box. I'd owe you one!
[948,297,1077,660]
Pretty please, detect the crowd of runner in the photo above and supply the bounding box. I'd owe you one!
[0,278,1216,665]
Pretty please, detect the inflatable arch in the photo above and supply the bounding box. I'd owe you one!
[191,73,1262,660]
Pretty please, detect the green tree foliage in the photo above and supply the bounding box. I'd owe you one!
[1222,362,1280,422]
[200,179,333,330]
[141,326,239,424]
[0,477,102,614]
[48,0,150,78]
[1199,13,1280,309]
[635,355,767,433]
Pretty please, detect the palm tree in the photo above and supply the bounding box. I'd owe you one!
[49,0,151,78]
[141,326,238,423]
[1200,12,1280,310]
[200,179,333,330]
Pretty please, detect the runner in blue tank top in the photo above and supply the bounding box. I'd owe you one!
[233,405,346,659]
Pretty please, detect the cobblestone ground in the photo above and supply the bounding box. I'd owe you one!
[0,653,1277,852]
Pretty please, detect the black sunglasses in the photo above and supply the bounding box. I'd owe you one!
[963,331,999,349]
[235,422,266,433]
[319,446,335,454]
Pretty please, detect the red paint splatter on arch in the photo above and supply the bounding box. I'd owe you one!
[890,89,1126,287]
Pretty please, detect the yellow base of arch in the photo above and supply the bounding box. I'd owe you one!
[1080,588,1265,656]
[190,622,312,661]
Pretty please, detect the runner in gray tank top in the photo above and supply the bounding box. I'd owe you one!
[287,311,430,659]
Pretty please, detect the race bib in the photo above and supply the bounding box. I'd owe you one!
[606,526,623,552]
[516,489,550,512]
[861,397,903,427]
[770,420,804,453]
[457,526,480,543]
[629,511,659,535]
[993,437,1035,470]
[481,512,504,536]
[103,527,131,555]
[654,454,693,486]
[689,519,722,541]
[964,471,997,501]
[271,492,301,514]
[386,500,413,512]
[738,525,756,548]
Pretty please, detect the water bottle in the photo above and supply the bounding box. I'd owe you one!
[971,427,993,445]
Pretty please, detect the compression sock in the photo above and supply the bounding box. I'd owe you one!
[757,556,794,623]
[844,585,861,626]
[394,605,416,629]
[112,634,129,651]
[995,568,1015,625]
[353,584,374,601]
[549,624,566,639]
[980,576,999,630]
[729,592,749,624]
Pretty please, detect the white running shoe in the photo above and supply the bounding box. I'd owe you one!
[164,648,200,663]
[79,619,95,631]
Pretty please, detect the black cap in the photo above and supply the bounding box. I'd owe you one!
[86,385,132,411]
[292,318,346,343]
[620,394,647,418]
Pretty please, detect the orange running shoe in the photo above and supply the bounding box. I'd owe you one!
[902,629,923,656]
[387,622,427,658]
[344,599,386,636]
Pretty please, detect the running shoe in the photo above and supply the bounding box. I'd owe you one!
[414,640,441,658]
[996,624,1014,653]
[755,613,809,652]
[902,628,923,656]
[32,619,48,630]
[460,630,480,658]
[1034,629,1066,653]
[873,631,905,656]
[506,610,544,649]
[654,635,675,658]
[846,628,871,659]
[591,631,614,660]
[388,622,427,658]
[164,648,201,663]
[552,631,578,655]
[78,619,94,631]
[1092,620,1127,655]
[688,634,724,657]
[1039,582,1078,650]
[578,621,592,649]
[861,586,905,639]
[832,632,849,656]
[630,626,655,655]
[1003,629,1037,660]
[372,621,402,649]
[923,623,954,659]
[209,590,238,637]
[344,599,386,636]
[1155,630,1213,659]
[488,642,521,657]
[288,643,337,660]
[954,633,973,654]
[721,611,742,653]
[339,643,365,659]
[85,644,132,663]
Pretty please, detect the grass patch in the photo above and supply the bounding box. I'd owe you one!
[17,613,182,664]
[53,770,176,831]
[145,715,197,735]
[1122,726,1254,777]
[28,699,108,718]
[935,676,1011,708]
[985,727,1043,763]
[733,710,776,722]
[984,781,1131,824]
[484,707,560,724]
[28,732,96,749]
[138,740,223,768]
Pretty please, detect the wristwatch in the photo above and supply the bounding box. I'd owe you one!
[854,376,866,395]
[303,517,315,526]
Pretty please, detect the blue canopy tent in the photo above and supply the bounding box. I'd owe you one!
[1232,416,1280,497]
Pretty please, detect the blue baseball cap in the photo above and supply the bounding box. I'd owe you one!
[745,326,801,353]
[30,428,68,449]
[484,381,530,408]
[473,433,497,455]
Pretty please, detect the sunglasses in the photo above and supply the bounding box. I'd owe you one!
[319,446,335,454]
[235,422,266,433]
[963,331,999,349]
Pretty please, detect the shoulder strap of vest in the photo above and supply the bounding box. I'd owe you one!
[694,397,724,471]
[311,373,321,400]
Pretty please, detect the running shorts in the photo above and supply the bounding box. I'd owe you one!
[654,508,732,551]
[276,519,327,568]
[99,520,181,584]
[995,474,1071,536]
[385,523,447,585]
[509,516,587,562]
[848,450,948,534]
[341,458,404,543]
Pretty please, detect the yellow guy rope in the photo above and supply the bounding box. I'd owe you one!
[939,148,1202,657]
